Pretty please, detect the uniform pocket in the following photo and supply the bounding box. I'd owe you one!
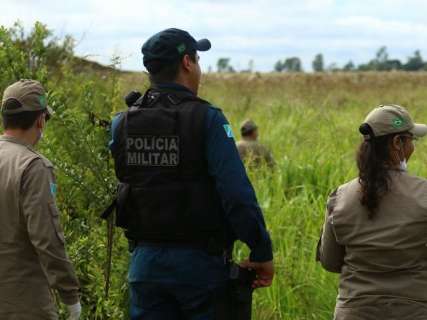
[48,202,65,244]
[334,306,378,320]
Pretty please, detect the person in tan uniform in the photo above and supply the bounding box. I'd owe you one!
[0,80,81,320]
[317,105,427,320]
[236,119,275,168]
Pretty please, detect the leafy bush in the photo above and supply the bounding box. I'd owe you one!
[0,22,129,319]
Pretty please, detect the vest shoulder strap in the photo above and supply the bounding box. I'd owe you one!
[132,89,213,110]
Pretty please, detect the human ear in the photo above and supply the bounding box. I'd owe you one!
[181,54,192,72]
[392,136,402,151]
[36,114,45,130]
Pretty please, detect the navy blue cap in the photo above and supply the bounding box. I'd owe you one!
[142,28,211,71]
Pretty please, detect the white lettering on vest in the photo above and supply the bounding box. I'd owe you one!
[126,135,179,167]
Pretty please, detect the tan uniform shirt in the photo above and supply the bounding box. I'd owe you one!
[317,171,427,319]
[0,136,79,320]
[236,139,275,168]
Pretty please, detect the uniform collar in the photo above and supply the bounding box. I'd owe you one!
[152,82,195,96]
[0,135,36,151]
[389,168,407,174]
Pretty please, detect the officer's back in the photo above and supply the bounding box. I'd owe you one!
[317,105,427,320]
[0,80,81,320]
[109,29,274,320]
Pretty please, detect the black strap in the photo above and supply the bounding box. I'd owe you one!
[100,198,117,220]
[100,198,116,299]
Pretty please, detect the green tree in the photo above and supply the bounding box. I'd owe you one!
[375,46,388,70]
[274,60,285,72]
[274,57,303,72]
[216,57,235,72]
[357,46,403,71]
[385,59,402,71]
[312,53,324,72]
[283,57,302,72]
[404,50,424,71]
[343,61,355,72]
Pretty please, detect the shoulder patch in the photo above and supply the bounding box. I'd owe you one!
[223,124,234,138]
[50,182,57,197]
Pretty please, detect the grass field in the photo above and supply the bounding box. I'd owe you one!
[4,64,427,319]
[115,72,427,319]
[5,22,427,320]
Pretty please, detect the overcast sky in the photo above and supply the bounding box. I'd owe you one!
[1,0,427,72]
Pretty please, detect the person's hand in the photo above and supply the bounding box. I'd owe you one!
[67,302,82,320]
[240,259,274,289]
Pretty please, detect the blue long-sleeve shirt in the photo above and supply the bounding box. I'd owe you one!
[110,83,272,262]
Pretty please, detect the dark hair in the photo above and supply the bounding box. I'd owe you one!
[357,124,406,218]
[148,51,197,84]
[2,110,45,130]
[241,128,256,137]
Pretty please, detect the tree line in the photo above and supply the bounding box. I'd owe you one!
[215,47,427,73]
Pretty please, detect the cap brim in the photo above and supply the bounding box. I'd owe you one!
[196,39,211,51]
[410,123,427,137]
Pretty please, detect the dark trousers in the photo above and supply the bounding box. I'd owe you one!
[129,282,230,320]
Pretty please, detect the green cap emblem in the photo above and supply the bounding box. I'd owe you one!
[39,94,47,108]
[177,43,186,54]
[392,117,405,128]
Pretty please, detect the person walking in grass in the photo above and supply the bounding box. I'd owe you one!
[317,105,427,320]
[236,119,276,169]
[0,80,81,320]
[109,29,274,319]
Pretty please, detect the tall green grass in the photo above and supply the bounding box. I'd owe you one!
[5,32,427,317]
[182,72,427,319]
[24,70,427,319]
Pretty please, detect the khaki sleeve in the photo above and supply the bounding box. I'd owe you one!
[263,146,276,168]
[316,189,345,273]
[236,142,245,160]
[21,158,80,305]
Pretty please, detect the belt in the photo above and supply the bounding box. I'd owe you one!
[136,240,207,249]
[131,240,229,257]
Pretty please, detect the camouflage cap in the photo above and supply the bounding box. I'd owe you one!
[1,79,52,115]
[363,104,427,138]
[241,119,258,135]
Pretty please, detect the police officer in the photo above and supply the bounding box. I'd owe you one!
[317,105,427,320]
[236,119,275,169]
[0,80,81,319]
[109,29,274,319]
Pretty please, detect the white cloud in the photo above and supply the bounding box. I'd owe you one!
[336,16,427,35]
[1,0,427,71]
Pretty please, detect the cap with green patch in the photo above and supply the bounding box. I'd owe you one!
[142,28,211,72]
[1,79,52,115]
[364,104,427,138]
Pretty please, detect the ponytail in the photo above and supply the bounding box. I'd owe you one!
[357,124,399,218]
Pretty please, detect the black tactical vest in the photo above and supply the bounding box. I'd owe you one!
[111,88,226,249]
